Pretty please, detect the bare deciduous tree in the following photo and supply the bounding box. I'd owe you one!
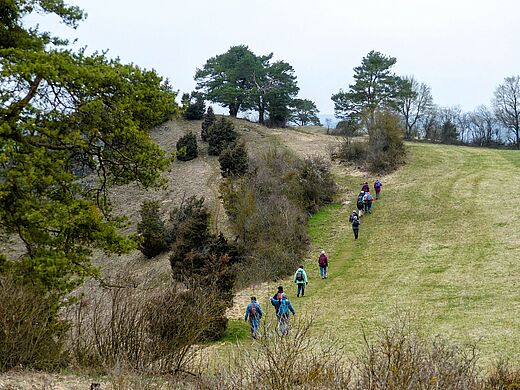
[397,76,434,140]
[493,76,520,148]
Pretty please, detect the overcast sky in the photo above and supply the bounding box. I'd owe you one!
[32,0,520,115]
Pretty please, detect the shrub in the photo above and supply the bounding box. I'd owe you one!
[334,139,368,163]
[198,316,352,389]
[0,274,68,371]
[169,197,239,340]
[68,283,223,374]
[218,141,249,177]
[355,316,480,389]
[220,149,311,286]
[201,106,216,142]
[137,200,168,258]
[367,110,406,172]
[297,155,336,213]
[176,132,198,161]
[207,118,238,156]
[181,92,205,120]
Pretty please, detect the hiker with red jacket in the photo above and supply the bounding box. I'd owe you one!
[293,265,308,297]
[374,179,382,199]
[318,250,328,279]
[361,181,370,193]
[244,296,263,338]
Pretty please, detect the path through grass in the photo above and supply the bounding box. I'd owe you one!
[294,143,520,363]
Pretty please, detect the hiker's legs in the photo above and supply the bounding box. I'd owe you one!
[324,266,327,278]
[319,266,325,278]
[297,283,304,297]
[368,202,372,213]
[353,228,359,239]
[280,316,289,335]
[376,191,380,199]
[251,318,259,337]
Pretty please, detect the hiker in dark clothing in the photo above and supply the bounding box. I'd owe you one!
[361,181,370,193]
[244,296,263,338]
[270,293,295,335]
[374,179,382,199]
[349,210,359,223]
[293,265,308,297]
[318,250,328,279]
[351,215,360,239]
[357,192,365,217]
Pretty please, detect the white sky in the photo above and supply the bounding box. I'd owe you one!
[31,0,520,115]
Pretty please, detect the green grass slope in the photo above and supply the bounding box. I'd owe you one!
[297,143,520,362]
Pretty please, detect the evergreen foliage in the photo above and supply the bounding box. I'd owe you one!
[176,132,198,161]
[207,118,238,156]
[201,106,216,141]
[219,141,249,177]
[367,111,406,172]
[290,99,322,126]
[137,200,168,259]
[182,91,206,120]
[169,197,239,339]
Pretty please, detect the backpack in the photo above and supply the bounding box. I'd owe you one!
[352,218,360,228]
[296,269,304,281]
[366,193,373,202]
[319,254,327,267]
[374,181,381,189]
[276,292,283,300]
[279,299,289,315]
[357,194,364,203]
[250,303,257,317]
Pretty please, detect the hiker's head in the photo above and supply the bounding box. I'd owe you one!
[251,296,256,302]
[299,265,304,269]
[320,250,325,255]
[277,286,283,293]
[282,293,287,300]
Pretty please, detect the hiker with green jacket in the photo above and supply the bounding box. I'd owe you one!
[293,265,308,297]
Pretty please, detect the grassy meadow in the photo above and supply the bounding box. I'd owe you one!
[276,142,520,364]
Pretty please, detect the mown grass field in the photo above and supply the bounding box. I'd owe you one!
[287,143,520,364]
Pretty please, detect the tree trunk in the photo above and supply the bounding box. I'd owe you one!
[229,105,238,117]
[258,107,264,125]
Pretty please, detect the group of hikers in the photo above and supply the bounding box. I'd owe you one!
[349,179,382,240]
[244,179,383,337]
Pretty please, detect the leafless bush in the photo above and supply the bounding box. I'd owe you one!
[199,315,352,389]
[0,274,68,371]
[68,284,220,375]
[483,359,520,389]
[355,316,480,390]
[333,138,368,163]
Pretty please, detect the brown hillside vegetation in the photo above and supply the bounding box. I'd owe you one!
[95,118,340,278]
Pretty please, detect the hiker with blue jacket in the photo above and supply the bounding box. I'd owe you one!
[293,265,308,297]
[244,296,263,338]
[270,293,296,335]
[363,192,374,214]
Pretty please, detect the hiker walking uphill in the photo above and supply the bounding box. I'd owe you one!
[363,191,374,214]
[271,286,284,314]
[270,293,295,335]
[374,179,382,199]
[244,296,262,338]
[361,181,370,193]
[357,191,365,217]
[294,265,308,297]
[351,215,360,240]
[318,250,328,279]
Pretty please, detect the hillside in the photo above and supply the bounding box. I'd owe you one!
[229,142,520,364]
[92,118,341,279]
